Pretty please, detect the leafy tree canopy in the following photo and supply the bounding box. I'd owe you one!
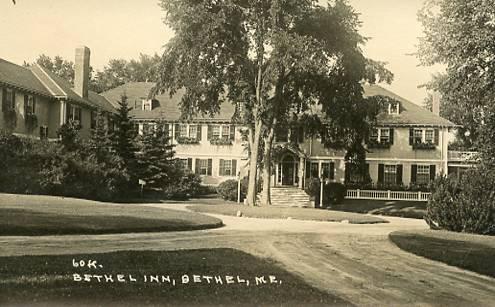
[418,0,495,149]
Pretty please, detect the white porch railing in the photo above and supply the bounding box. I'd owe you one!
[448,151,479,162]
[346,189,431,202]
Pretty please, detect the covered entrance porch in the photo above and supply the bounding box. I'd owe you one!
[273,144,307,189]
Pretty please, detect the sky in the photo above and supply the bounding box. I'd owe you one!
[0,0,440,105]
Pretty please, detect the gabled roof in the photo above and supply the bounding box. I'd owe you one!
[0,58,115,113]
[0,58,52,97]
[101,81,456,127]
[363,84,456,128]
[101,82,235,122]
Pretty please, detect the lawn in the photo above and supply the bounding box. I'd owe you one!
[0,194,223,236]
[188,204,386,224]
[0,248,351,306]
[331,199,427,219]
[390,230,495,278]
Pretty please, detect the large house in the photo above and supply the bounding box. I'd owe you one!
[0,47,114,140]
[101,82,469,194]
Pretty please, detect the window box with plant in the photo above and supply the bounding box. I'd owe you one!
[176,136,200,145]
[209,137,233,146]
[367,140,391,149]
[412,142,436,150]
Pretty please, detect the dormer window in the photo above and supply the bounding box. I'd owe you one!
[142,99,152,111]
[388,102,400,115]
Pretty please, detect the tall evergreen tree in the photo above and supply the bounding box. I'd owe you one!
[112,95,138,185]
[88,110,113,163]
[137,122,179,190]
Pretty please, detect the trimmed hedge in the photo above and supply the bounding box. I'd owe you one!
[216,178,247,202]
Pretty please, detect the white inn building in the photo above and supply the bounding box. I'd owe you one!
[101,82,471,192]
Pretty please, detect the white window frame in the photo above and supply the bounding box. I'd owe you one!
[198,159,209,176]
[370,128,379,142]
[220,159,233,176]
[179,124,188,138]
[384,165,397,184]
[425,129,435,144]
[221,125,230,139]
[388,102,399,115]
[5,88,14,110]
[189,125,198,138]
[212,125,221,138]
[371,128,390,143]
[142,99,152,111]
[68,104,81,124]
[26,95,35,114]
[417,165,431,184]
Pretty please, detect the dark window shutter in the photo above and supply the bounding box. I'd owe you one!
[365,163,370,182]
[396,164,403,184]
[305,161,311,178]
[11,90,16,109]
[219,159,225,176]
[232,159,237,176]
[207,125,213,140]
[1,88,6,111]
[389,128,394,144]
[187,158,193,171]
[195,159,200,174]
[207,159,213,176]
[430,165,436,181]
[174,123,180,140]
[409,128,414,145]
[298,127,304,143]
[66,104,71,122]
[163,124,170,137]
[33,97,36,114]
[197,124,202,141]
[345,163,351,183]
[411,165,417,183]
[330,162,335,180]
[434,129,440,146]
[378,164,384,184]
[78,108,82,123]
[230,125,235,141]
[24,95,28,114]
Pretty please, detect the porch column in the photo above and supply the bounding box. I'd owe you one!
[275,161,279,187]
[59,100,66,126]
[299,157,305,189]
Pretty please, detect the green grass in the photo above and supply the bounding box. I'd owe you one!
[390,230,495,278]
[0,194,223,236]
[188,204,386,224]
[331,199,427,219]
[0,249,351,306]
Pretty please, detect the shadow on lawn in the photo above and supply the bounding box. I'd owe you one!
[331,199,427,219]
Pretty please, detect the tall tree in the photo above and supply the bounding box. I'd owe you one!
[155,0,391,206]
[418,0,495,149]
[30,54,76,84]
[112,95,138,188]
[137,122,178,190]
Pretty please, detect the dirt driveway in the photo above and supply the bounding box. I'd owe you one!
[1,204,494,306]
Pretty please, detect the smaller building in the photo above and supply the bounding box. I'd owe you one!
[0,46,114,140]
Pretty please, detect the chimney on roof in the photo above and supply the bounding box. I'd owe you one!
[432,91,441,116]
[74,46,90,99]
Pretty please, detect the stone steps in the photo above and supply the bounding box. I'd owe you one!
[261,187,313,208]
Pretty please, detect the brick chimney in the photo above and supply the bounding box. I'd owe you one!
[432,91,441,116]
[74,46,90,98]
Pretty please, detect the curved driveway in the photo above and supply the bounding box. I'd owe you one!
[1,203,494,306]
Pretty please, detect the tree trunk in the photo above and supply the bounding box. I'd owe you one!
[246,120,263,206]
[260,123,276,206]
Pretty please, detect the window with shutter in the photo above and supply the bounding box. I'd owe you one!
[207,159,213,176]
[383,165,397,184]
[416,165,430,184]
[230,125,235,141]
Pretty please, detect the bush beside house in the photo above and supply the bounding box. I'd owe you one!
[426,167,495,235]
[305,179,347,207]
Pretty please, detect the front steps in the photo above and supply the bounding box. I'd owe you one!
[260,186,313,208]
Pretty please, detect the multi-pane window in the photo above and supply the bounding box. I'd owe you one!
[425,129,434,143]
[2,88,15,112]
[370,128,379,142]
[380,129,390,143]
[219,159,237,176]
[25,95,35,114]
[221,125,230,139]
[310,162,319,178]
[321,162,334,180]
[67,104,82,125]
[197,159,209,175]
[90,111,97,129]
[211,125,221,138]
[39,126,48,140]
[389,102,399,114]
[417,165,431,184]
[413,129,423,144]
[179,124,188,137]
[384,165,397,184]
[189,125,198,138]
